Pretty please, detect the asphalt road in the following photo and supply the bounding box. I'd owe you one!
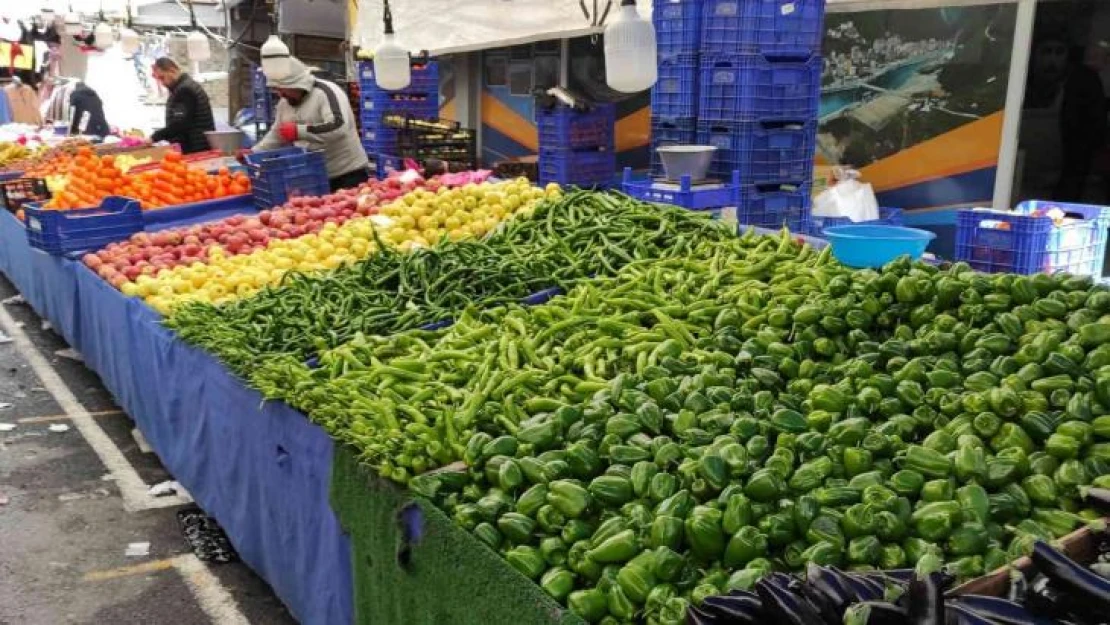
[0,273,296,625]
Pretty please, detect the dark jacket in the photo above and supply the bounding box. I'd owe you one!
[151,73,215,154]
[68,83,110,137]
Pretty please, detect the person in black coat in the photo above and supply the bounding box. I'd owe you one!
[68,82,110,137]
[150,57,215,153]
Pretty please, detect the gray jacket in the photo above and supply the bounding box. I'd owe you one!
[255,62,368,178]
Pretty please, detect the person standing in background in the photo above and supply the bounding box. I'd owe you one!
[253,57,370,191]
[68,81,110,137]
[150,57,215,153]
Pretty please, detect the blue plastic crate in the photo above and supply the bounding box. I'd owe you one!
[360,89,439,124]
[654,0,702,57]
[955,201,1110,277]
[358,60,439,92]
[697,120,815,183]
[701,0,826,58]
[699,54,822,122]
[245,147,330,209]
[23,196,143,255]
[622,167,741,211]
[536,103,616,151]
[809,207,903,233]
[359,122,398,146]
[651,54,699,119]
[738,181,811,229]
[538,149,616,188]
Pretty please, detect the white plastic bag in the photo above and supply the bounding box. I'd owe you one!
[812,168,879,223]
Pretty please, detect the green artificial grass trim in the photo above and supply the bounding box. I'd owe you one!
[331,445,584,625]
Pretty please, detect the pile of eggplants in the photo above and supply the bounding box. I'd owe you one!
[690,538,1110,625]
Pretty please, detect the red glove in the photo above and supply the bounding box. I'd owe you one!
[278,122,298,143]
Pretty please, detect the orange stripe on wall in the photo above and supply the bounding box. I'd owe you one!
[859,112,1005,192]
[481,91,538,151]
[616,108,651,152]
[440,99,457,123]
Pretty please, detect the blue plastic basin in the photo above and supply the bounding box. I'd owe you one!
[822,225,936,268]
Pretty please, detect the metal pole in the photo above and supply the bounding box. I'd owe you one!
[992,0,1036,210]
[559,38,569,87]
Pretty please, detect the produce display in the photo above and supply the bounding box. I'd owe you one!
[96,177,548,313]
[26,150,1110,625]
[0,141,35,168]
[2,138,92,175]
[202,208,1110,623]
[45,149,249,210]
[166,192,733,379]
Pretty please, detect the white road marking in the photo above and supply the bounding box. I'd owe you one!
[172,555,252,625]
[0,304,192,512]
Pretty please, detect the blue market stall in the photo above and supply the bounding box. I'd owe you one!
[0,209,353,625]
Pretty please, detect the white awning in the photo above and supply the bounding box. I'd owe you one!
[352,0,1021,56]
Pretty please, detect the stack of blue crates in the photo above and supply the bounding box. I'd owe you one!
[649,0,701,175]
[695,0,825,230]
[536,103,616,188]
[357,61,440,160]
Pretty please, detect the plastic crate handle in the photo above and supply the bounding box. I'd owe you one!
[767,131,799,149]
[710,0,739,16]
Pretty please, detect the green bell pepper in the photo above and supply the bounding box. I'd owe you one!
[588,529,639,564]
[921,478,955,503]
[684,507,726,561]
[947,522,989,556]
[506,545,546,580]
[842,503,878,538]
[616,558,655,604]
[498,512,536,544]
[744,468,786,502]
[956,484,990,524]
[889,469,925,496]
[517,484,549,517]
[899,445,952,478]
[547,480,590,518]
[649,515,684,551]
[724,526,768,568]
[540,567,575,601]
[847,535,883,565]
[568,588,608,623]
[652,546,684,582]
[722,493,753,535]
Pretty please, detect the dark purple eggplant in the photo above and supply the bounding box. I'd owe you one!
[842,601,907,625]
[945,603,995,625]
[842,571,886,602]
[796,580,845,625]
[1081,487,1110,513]
[701,594,763,623]
[1024,576,1079,622]
[687,605,720,625]
[806,564,856,617]
[949,594,1058,625]
[1030,541,1110,610]
[907,572,945,625]
[756,578,825,625]
[1007,571,1029,604]
[858,570,913,587]
[728,589,760,600]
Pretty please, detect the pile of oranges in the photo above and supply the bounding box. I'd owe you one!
[45,149,251,210]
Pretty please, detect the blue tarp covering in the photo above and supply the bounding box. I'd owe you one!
[0,210,353,625]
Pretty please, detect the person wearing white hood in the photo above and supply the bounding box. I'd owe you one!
[254,58,371,191]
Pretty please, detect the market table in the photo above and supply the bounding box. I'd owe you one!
[0,208,353,625]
